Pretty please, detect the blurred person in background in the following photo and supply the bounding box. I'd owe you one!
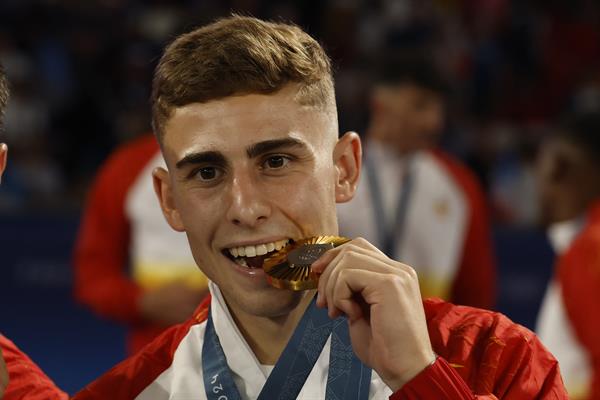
[0,65,66,400]
[74,133,209,355]
[535,112,600,399]
[337,55,496,309]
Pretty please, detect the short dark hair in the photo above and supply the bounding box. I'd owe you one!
[0,65,8,127]
[151,15,334,142]
[374,54,448,95]
[556,112,600,161]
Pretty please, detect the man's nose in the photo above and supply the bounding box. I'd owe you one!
[225,174,271,228]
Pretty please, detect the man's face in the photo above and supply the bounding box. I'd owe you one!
[154,85,359,319]
[375,84,444,154]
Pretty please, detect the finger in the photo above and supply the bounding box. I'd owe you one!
[318,245,397,308]
[323,249,384,315]
[311,244,345,274]
[331,269,382,321]
[331,297,363,321]
[317,247,354,308]
[323,251,395,316]
[325,252,361,316]
[312,237,385,274]
[315,247,344,308]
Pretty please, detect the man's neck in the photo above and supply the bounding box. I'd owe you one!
[224,293,315,365]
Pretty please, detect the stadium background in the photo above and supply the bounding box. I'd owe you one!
[1,0,598,394]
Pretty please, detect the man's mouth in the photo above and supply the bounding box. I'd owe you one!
[224,239,291,269]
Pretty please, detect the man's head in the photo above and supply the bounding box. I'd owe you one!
[151,16,361,319]
[151,15,336,143]
[536,112,600,225]
[368,55,446,155]
[0,65,9,181]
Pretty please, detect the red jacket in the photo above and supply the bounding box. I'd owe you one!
[433,150,496,309]
[73,297,567,399]
[556,201,600,399]
[0,335,67,400]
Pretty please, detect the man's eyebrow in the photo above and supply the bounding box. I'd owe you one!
[246,138,307,158]
[175,151,227,169]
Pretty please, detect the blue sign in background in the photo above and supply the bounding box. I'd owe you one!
[0,214,125,395]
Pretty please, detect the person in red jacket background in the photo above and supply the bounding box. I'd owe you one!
[74,133,209,355]
[338,56,496,309]
[536,112,600,399]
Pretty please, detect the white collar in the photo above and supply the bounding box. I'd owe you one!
[208,282,269,398]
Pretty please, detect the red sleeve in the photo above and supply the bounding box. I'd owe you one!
[558,225,600,398]
[391,299,567,399]
[73,134,160,324]
[1,335,67,400]
[72,296,211,400]
[389,357,475,399]
[431,150,497,310]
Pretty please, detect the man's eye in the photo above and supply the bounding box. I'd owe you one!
[195,167,220,181]
[264,155,289,169]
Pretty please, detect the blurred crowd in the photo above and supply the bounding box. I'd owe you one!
[1,0,600,224]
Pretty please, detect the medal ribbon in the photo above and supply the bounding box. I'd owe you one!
[365,150,415,258]
[202,298,372,400]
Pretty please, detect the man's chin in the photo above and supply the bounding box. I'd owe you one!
[226,286,307,319]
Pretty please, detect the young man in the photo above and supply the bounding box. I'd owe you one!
[535,112,600,399]
[0,67,67,400]
[74,16,566,399]
[337,57,496,309]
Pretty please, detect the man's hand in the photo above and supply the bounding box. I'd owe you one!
[312,238,436,391]
[139,282,208,326]
[0,347,8,399]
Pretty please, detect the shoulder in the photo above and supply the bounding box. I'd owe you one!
[423,298,534,349]
[423,299,563,396]
[568,214,600,253]
[1,335,68,400]
[0,334,18,354]
[560,216,600,273]
[73,296,211,400]
[557,214,600,303]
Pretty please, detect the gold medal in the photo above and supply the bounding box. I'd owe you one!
[262,236,350,291]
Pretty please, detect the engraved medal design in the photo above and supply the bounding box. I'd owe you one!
[262,236,350,291]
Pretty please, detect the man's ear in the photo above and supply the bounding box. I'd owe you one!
[152,167,185,232]
[0,144,7,184]
[333,131,362,203]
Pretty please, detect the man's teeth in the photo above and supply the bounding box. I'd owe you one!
[228,239,289,258]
